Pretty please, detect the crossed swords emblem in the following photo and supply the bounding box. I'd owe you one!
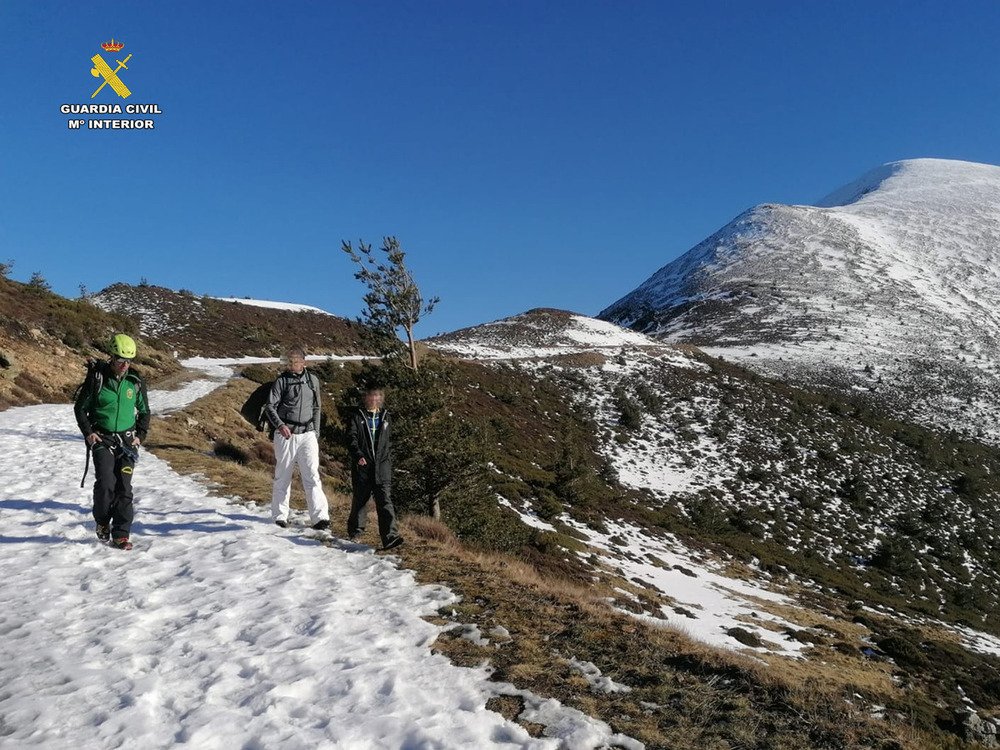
[90,53,132,99]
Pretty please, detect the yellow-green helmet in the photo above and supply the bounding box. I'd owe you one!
[110,333,137,359]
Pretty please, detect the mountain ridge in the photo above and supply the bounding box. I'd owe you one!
[598,158,1000,443]
[90,282,370,357]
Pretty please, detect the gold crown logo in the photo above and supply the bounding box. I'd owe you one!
[101,39,124,52]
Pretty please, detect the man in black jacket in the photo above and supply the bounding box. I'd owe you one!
[347,384,402,550]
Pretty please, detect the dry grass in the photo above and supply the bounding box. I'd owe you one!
[397,526,939,749]
[0,330,180,410]
[0,278,184,410]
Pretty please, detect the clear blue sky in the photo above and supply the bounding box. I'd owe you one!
[3,1,1000,338]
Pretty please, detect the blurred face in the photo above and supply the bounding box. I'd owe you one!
[111,355,131,377]
[363,390,384,411]
[287,353,306,374]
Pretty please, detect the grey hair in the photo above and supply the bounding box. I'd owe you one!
[285,345,306,359]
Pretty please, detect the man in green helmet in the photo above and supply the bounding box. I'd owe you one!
[73,334,150,550]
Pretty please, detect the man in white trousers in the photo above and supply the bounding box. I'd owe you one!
[263,346,331,530]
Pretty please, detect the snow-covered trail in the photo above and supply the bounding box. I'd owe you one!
[0,377,639,749]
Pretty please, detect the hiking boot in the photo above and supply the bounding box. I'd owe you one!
[274,519,288,528]
[382,536,404,551]
[95,524,110,541]
[312,520,330,531]
[112,537,132,550]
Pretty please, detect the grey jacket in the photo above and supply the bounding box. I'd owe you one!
[264,370,321,434]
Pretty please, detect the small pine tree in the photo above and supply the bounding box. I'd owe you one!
[27,271,50,294]
[342,236,439,371]
[0,259,13,279]
[614,387,642,431]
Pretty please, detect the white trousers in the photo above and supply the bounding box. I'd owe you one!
[271,431,330,524]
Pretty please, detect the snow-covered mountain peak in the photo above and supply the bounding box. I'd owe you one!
[814,157,1000,209]
[599,158,1000,441]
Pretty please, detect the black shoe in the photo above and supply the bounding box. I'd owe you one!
[382,536,404,551]
[312,520,330,531]
[274,519,288,528]
[347,531,362,541]
[112,537,133,550]
[96,524,110,541]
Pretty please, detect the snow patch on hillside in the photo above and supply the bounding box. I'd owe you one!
[428,310,672,360]
[211,297,333,315]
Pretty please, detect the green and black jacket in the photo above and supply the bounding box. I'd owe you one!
[74,360,150,441]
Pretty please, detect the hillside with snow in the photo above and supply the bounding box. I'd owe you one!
[89,283,367,357]
[598,159,1000,442]
[428,307,1000,621]
[426,307,1000,744]
[429,308,667,359]
[210,296,335,315]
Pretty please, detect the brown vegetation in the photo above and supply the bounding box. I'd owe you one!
[91,283,370,357]
[0,277,181,409]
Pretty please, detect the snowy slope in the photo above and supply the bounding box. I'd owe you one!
[429,310,1000,663]
[0,364,638,750]
[598,159,1000,441]
[428,308,670,360]
[7,353,942,748]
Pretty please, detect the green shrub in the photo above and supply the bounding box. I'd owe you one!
[241,364,276,385]
[214,442,249,465]
[877,633,927,668]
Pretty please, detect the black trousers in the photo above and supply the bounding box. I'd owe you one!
[92,444,135,539]
[348,479,399,544]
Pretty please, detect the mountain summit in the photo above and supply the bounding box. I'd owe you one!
[599,158,1000,441]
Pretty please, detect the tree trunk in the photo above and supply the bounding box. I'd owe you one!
[406,325,418,370]
[430,495,441,520]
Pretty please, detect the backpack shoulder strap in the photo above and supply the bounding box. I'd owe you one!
[75,358,103,404]
[304,369,319,407]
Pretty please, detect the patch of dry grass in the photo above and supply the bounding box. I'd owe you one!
[399,527,939,749]
[0,331,180,410]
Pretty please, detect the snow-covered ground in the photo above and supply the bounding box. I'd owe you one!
[11,349,998,747]
[0,363,640,750]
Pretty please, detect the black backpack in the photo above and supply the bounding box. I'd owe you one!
[73,358,103,404]
[239,381,274,432]
[240,371,318,432]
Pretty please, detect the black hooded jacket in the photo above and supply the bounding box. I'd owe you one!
[347,407,391,486]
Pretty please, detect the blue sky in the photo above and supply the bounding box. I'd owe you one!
[2,1,1000,338]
